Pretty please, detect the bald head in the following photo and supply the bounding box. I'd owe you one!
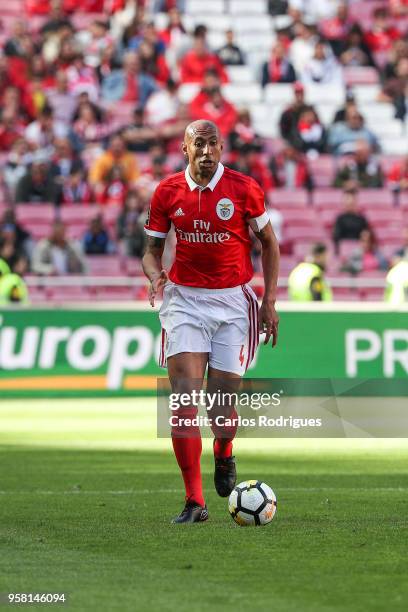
[182,120,223,185]
[184,120,220,143]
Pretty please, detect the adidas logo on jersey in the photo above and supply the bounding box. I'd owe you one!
[174,208,185,217]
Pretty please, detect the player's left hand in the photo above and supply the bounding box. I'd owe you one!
[259,301,279,347]
[148,270,168,307]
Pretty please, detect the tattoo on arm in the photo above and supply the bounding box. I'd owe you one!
[145,235,165,256]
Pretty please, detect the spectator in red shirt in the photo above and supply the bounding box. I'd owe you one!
[388,154,408,191]
[189,86,237,138]
[364,7,400,53]
[290,106,326,156]
[319,2,352,57]
[62,169,93,204]
[261,41,296,87]
[138,40,170,85]
[228,143,274,193]
[159,7,187,48]
[101,51,157,105]
[229,108,263,154]
[0,108,25,151]
[269,143,314,190]
[179,25,228,84]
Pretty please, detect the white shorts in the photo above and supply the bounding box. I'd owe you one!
[159,282,259,376]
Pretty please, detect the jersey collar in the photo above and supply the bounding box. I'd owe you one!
[185,162,224,191]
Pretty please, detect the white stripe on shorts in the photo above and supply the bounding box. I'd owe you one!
[241,285,259,371]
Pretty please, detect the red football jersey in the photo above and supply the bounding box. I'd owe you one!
[144,163,269,288]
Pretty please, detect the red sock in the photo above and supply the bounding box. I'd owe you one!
[213,438,233,459]
[171,408,204,506]
[212,408,238,459]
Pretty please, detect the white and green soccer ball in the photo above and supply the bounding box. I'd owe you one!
[228,480,277,526]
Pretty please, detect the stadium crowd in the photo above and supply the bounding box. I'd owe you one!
[1,0,408,302]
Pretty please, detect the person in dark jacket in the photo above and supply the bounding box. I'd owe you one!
[332,186,369,253]
[15,151,61,204]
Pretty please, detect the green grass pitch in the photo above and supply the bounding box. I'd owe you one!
[1,399,407,612]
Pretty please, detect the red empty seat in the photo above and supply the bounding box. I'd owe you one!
[332,287,361,301]
[15,203,55,224]
[25,222,52,239]
[281,208,318,225]
[308,155,335,188]
[375,226,404,241]
[92,286,136,301]
[86,255,124,275]
[65,222,88,240]
[125,258,144,276]
[358,190,393,208]
[279,255,297,273]
[60,205,101,224]
[344,66,379,86]
[365,209,404,226]
[400,192,408,210]
[285,225,327,241]
[47,286,91,302]
[292,240,317,259]
[269,189,309,208]
[313,189,343,208]
[339,240,360,259]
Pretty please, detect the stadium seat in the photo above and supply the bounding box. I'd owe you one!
[304,84,345,106]
[358,190,393,208]
[60,205,101,224]
[375,226,404,242]
[313,189,344,208]
[178,84,200,104]
[284,225,327,242]
[344,66,379,86]
[308,155,335,188]
[185,0,225,14]
[92,287,136,301]
[233,15,273,33]
[279,255,297,273]
[368,120,404,139]
[399,192,408,210]
[269,189,309,208]
[226,65,255,84]
[235,32,276,53]
[222,83,262,105]
[264,84,294,105]
[46,286,91,303]
[339,240,359,259]
[363,104,395,123]
[365,209,404,226]
[353,85,381,105]
[86,255,124,276]
[230,0,267,14]
[15,203,55,224]
[280,208,318,225]
[382,138,408,156]
[71,12,106,30]
[318,209,338,229]
[191,14,232,31]
[125,258,144,276]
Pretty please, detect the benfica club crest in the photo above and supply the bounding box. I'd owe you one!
[216,198,234,221]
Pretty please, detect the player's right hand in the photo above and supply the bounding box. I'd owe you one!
[148,270,168,307]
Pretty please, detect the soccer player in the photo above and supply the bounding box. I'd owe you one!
[143,120,280,523]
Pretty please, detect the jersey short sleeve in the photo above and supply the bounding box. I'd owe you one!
[144,184,171,238]
[245,178,269,232]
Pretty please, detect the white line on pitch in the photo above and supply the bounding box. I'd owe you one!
[0,487,407,495]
